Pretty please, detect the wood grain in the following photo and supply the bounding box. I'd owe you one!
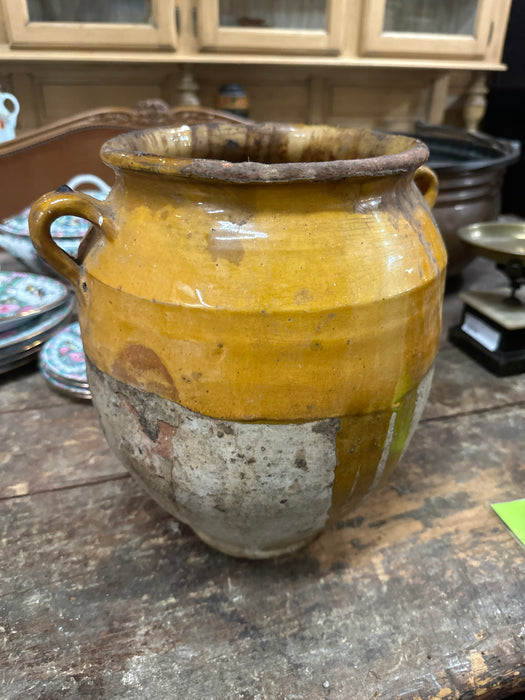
[1,408,523,699]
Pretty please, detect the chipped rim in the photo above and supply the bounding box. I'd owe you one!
[100,122,429,183]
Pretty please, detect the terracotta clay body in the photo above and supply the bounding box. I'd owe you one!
[30,122,446,558]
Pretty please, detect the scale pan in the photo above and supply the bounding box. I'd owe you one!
[458,222,525,265]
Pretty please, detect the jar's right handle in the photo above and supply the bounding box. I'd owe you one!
[414,166,439,209]
[29,188,116,289]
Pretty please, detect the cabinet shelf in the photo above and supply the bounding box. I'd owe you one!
[0,47,507,72]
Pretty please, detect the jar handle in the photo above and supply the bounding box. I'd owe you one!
[29,188,116,289]
[414,165,439,209]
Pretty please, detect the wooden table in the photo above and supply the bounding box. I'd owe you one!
[1,252,524,700]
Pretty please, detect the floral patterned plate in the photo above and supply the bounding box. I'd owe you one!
[40,365,92,400]
[0,174,110,239]
[0,295,74,354]
[39,322,88,387]
[0,347,39,374]
[0,234,82,278]
[0,297,75,374]
[0,271,70,332]
[1,204,92,238]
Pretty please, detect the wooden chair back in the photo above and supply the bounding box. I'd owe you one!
[0,99,249,219]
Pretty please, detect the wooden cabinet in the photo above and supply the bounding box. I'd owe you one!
[361,0,504,60]
[2,0,178,50]
[0,0,512,68]
[0,0,515,136]
[197,0,345,55]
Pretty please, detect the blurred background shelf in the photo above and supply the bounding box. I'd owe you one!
[0,0,514,136]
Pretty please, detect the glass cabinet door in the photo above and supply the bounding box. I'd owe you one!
[3,0,177,50]
[361,0,496,59]
[198,0,344,54]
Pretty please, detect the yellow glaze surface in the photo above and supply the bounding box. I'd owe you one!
[74,170,445,421]
[31,124,446,423]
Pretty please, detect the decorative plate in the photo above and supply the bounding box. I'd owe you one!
[0,295,74,354]
[0,349,38,375]
[40,365,92,400]
[0,234,82,277]
[0,205,95,238]
[0,173,109,239]
[1,336,48,365]
[39,322,88,386]
[0,271,70,331]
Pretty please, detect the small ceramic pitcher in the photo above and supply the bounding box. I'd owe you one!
[0,89,19,143]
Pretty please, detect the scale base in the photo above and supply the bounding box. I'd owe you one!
[449,290,525,376]
[449,324,525,376]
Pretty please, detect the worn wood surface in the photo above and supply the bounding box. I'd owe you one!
[0,253,524,700]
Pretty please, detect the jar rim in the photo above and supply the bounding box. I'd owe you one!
[100,122,429,183]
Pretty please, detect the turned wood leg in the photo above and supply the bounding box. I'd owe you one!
[176,65,201,107]
[464,71,489,132]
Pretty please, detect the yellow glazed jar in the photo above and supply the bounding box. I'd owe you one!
[30,122,446,558]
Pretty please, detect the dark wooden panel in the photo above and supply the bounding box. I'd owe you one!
[0,103,250,219]
[0,128,121,219]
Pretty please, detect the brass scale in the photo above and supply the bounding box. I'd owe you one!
[450,222,525,376]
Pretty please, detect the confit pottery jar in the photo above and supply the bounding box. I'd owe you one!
[29,122,447,558]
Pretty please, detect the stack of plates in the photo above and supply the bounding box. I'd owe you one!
[0,271,74,374]
[39,322,91,400]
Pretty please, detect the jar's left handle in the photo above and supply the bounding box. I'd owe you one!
[29,189,116,289]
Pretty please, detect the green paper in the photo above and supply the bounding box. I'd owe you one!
[492,499,525,547]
